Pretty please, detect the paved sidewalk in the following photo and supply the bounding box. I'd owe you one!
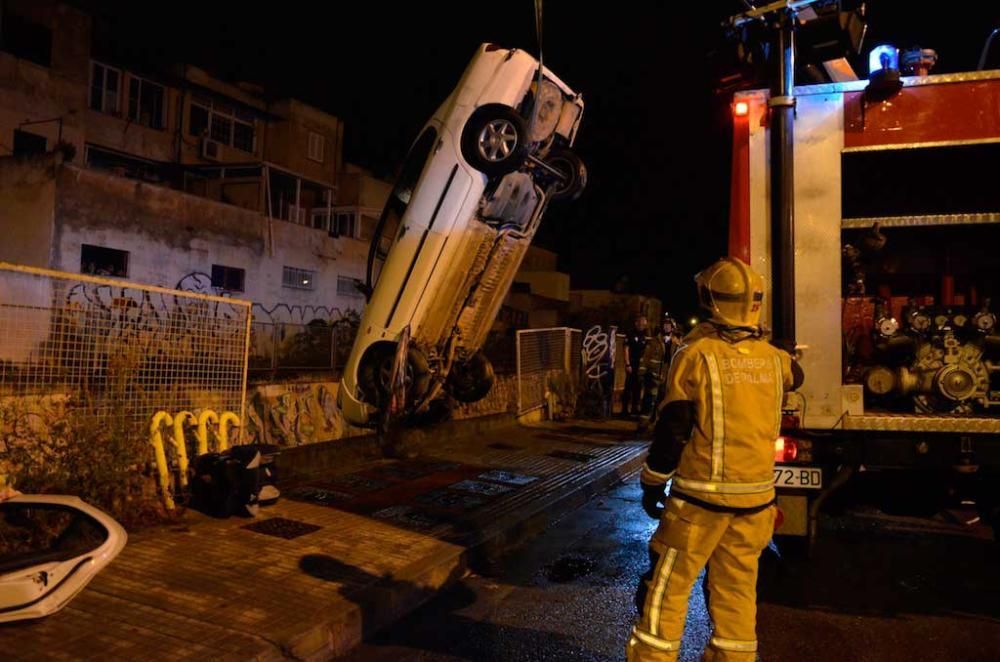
[2,419,646,661]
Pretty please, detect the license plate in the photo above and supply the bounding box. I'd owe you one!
[773,466,822,489]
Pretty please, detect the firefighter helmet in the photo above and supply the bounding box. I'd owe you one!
[694,257,765,328]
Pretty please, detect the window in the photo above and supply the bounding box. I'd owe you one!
[310,210,358,238]
[368,127,438,287]
[189,95,255,152]
[85,145,162,182]
[334,212,357,238]
[311,209,330,231]
[282,266,315,290]
[307,131,324,162]
[90,62,121,115]
[127,77,165,129]
[287,204,307,224]
[1,13,52,67]
[13,130,46,156]
[211,264,245,292]
[189,103,209,137]
[337,276,362,298]
[233,121,254,152]
[80,244,129,278]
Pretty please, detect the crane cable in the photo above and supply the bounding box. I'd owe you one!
[530,0,544,139]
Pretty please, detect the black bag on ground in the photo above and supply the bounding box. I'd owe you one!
[190,447,262,518]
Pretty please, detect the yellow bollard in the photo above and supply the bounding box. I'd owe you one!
[171,411,196,488]
[196,410,219,455]
[150,411,175,510]
[218,412,240,452]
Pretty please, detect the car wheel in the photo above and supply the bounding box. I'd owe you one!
[461,104,529,177]
[359,344,432,407]
[447,351,495,403]
[546,147,587,201]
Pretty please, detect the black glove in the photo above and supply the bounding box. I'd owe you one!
[641,483,666,520]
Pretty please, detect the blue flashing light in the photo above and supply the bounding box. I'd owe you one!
[869,44,899,76]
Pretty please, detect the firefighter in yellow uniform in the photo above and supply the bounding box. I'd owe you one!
[628,257,803,661]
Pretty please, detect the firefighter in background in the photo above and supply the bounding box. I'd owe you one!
[638,314,682,431]
[623,315,651,416]
[628,257,804,662]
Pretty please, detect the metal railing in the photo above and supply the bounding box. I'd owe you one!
[248,321,356,373]
[0,262,251,437]
[515,327,583,415]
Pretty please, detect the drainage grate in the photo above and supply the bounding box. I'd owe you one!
[546,450,596,463]
[242,517,322,540]
[477,470,538,486]
[416,489,487,510]
[327,474,392,492]
[449,479,515,497]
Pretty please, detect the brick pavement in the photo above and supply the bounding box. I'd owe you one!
[1,419,645,660]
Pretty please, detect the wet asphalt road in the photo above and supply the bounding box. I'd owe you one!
[344,477,1000,661]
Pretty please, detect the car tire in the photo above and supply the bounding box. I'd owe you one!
[546,147,587,201]
[447,351,495,403]
[461,104,529,177]
[359,344,432,407]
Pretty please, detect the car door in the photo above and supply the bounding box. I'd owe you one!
[0,495,127,623]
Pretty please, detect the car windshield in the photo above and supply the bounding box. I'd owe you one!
[367,127,439,288]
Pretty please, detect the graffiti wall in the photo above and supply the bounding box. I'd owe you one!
[243,372,538,447]
[245,381,359,446]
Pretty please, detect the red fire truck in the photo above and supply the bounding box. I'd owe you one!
[729,53,1000,543]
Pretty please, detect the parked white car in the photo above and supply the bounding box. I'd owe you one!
[339,43,586,427]
[0,495,127,622]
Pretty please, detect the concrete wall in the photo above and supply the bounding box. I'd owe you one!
[54,164,367,317]
[1,159,368,318]
[0,3,178,165]
[0,153,57,265]
[521,245,558,271]
[266,99,343,187]
[514,270,570,302]
[244,372,529,447]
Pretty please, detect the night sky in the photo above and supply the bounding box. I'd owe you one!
[83,1,999,316]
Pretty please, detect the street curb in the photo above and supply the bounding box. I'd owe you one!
[282,429,646,660]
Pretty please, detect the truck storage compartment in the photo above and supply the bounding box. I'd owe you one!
[840,143,1000,417]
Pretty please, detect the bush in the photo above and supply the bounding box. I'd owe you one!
[0,399,163,529]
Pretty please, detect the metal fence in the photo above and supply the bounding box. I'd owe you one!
[520,326,628,418]
[0,262,251,436]
[515,327,583,414]
[248,320,356,373]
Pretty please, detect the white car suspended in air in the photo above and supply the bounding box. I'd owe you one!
[339,43,586,427]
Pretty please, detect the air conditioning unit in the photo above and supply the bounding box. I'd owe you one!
[201,138,222,161]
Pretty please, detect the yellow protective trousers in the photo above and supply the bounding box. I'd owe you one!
[628,497,775,662]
